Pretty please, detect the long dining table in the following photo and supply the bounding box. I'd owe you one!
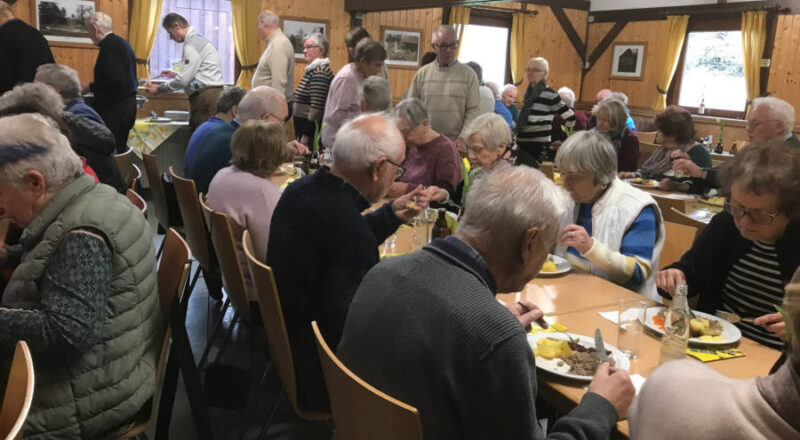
[380,226,781,439]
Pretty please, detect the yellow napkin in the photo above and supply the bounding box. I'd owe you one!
[529,322,568,334]
[686,347,745,362]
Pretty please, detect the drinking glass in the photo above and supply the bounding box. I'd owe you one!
[617,298,647,359]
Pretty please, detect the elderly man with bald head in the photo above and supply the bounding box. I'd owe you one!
[252,10,295,106]
[408,25,480,150]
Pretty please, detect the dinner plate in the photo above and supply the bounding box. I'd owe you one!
[694,195,725,208]
[537,254,571,277]
[642,306,741,346]
[527,332,630,381]
[147,117,173,123]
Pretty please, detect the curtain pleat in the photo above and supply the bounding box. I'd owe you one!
[129,0,164,79]
[652,15,689,111]
[742,10,766,116]
[449,7,471,58]
[510,13,527,86]
[231,0,262,89]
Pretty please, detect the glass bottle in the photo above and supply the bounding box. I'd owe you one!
[698,97,705,115]
[659,284,691,365]
[431,208,450,240]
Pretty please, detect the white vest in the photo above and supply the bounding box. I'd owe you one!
[555,179,665,301]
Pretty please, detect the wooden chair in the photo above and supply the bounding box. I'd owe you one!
[114,148,136,189]
[168,167,221,299]
[651,194,686,222]
[666,206,707,236]
[539,162,555,181]
[242,231,330,434]
[142,153,182,257]
[0,341,34,440]
[312,321,423,440]
[660,221,699,269]
[638,141,660,167]
[126,189,147,215]
[637,131,659,144]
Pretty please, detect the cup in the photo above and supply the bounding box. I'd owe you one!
[411,208,436,251]
[617,298,647,359]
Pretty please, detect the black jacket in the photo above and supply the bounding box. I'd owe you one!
[63,112,126,193]
[662,211,800,313]
[89,33,138,108]
[0,19,54,94]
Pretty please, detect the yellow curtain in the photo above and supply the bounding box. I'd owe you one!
[652,15,689,110]
[232,0,261,89]
[742,10,766,116]
[449,7,471,58]
[128,0,163,79]
[510,13,527,85]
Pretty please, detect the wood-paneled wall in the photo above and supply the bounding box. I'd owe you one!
[11,0,129,82]
[767,14,800,109]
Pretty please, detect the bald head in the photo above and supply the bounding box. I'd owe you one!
[237,86,286,122]
[432,25,458,66]
[595,88,612,103]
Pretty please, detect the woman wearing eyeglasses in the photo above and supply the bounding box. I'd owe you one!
[656,142,800,349]
[293,33,333,149]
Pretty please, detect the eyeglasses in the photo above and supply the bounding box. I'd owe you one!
[724,202,780,225]
[432,42,458,51]
[265,112,290,124]
[745,119,778,129]
[385,158,407,180]
[303,44,320,50]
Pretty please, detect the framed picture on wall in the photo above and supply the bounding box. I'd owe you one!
[610,42,647,80]
[281,17,329,61]
[32,0,96,46]
[381,26,422,68]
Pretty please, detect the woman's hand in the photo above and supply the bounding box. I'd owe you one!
[655,268,686,297]
[618,172,636,179]
[423,185,448,202]
[559,224,594,254]
[754,313,786,340]
[391,185,430,221]
[670,150,704,178]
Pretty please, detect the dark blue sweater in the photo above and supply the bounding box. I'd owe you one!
[189,119,239,194]
[89,33,137,108]
[0,19,54,94]
[266,167,403,411]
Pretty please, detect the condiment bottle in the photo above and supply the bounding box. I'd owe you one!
[431,208,450,240]
[659,284,691,365]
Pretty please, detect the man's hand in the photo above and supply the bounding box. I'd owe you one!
[588,363,635,419]
[669,150,704,178]
[754,313,786,340]
[386,182,410,199]
[145,83,160,94]
[655,268,686,297]
[287,140,311,156]
[391,185,429,221]
[160,70,177,79]
[506,299,546,332]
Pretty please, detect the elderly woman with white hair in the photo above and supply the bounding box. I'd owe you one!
[555,130,664,300]
[551,86,589,144]
[293,32,333,147]
[592,98,640,172]
[0,113,161,437]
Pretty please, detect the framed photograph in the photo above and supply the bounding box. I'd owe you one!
[610,42,647,80]
[281,17,329,61]
[32,0,96,46]
[381,26,422,69]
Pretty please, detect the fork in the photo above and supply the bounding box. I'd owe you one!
[714,310,756,324]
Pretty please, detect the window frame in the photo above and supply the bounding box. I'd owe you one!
[668,14,746,120]
[466,8,514,85]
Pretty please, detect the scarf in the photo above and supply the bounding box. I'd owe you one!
[638,143,694,178]
[514,79,548,139]
[305,57,330,72]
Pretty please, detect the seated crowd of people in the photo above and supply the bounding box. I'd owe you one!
[0,5,799,438]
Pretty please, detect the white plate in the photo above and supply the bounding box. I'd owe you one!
[642,306,741,346]
[537,254,572,277]
[527,332,630,381]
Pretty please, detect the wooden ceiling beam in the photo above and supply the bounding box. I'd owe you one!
[584,21,627,74]
[550,6,586,60]
[589,1,797,23]
[345,0,590,14]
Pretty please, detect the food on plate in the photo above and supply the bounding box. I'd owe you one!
[534,338,571,359]
[689,318,723,338]
[541,258,557,273]
[533,337,614,376]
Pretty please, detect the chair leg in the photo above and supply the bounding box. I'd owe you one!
[197,298,230,370]
[211,311,240,366]
[256,390,285,439]
[235,362,275,440]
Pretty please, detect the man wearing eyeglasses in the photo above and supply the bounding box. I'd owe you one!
[252,10,295,112]
[408,25,480,152]
[189,85,309,194]
[267,114,433,414]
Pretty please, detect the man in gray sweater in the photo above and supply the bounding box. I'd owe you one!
[338,166,634,439]
[252,10,295,107]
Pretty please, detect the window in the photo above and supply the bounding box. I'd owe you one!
[149,0,235,84]
[457,24,509,87]
[676,31,747,113]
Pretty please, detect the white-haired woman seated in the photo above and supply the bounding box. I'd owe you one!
[0,114,161,437]
[554,130,664,300]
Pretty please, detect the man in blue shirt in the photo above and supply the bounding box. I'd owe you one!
[184,86,246,175]
[35,63,105,125]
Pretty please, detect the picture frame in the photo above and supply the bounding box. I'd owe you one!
[381,26,422,69]
[610,42,647,81]
[32,0,96,47]
[281,17,330,61]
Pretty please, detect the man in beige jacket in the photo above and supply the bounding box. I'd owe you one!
[252,10,295,111]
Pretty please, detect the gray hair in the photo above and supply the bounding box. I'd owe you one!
[464,113,512,151]
[594,98,628,132]
[305,32,329,57]
[257,10,279,26]
[606,91,629,105]
[87,11,112,34]
[332,114,404,171]
[35,64,81,101]
[458,166,566,256]
[0,113,82,191]
[557,86,576,108]
[362,76,392,112]
[752,96,795,136]
[237,86,284,121]
[526,57,550,76]
[555,130,618,186]
[393,98,429,129]
[502,84,517,96]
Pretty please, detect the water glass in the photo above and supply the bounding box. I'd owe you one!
[411,209,436,251]
[617,298,647,359]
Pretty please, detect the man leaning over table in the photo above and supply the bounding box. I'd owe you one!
[146,13,224,131]
[267,114,436,413]
[338,166,634,440]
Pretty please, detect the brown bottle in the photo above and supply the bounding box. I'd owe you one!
[431,208,450,239]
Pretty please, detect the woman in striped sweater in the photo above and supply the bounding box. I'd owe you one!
[515,57,575,162]
[293,32,333,148]
[657,143,800,349]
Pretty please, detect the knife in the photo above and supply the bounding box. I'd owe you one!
[594,329,609,363]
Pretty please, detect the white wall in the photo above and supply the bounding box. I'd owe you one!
[590,0,717,12]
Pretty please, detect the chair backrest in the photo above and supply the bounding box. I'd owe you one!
[651,194,686,221]
[114,148,136,189]
[142,153,171,230]
[666,206,707,235]
[637,131,659,144]
[660,221,698,269]
[311,321,423,440]
[130,164,142,189]
[201,199,250,319]
[539,162,554,180]
[126,189,147,214]
[170,167,214,271]
[198,193,212,232]
[0,341,34,440]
